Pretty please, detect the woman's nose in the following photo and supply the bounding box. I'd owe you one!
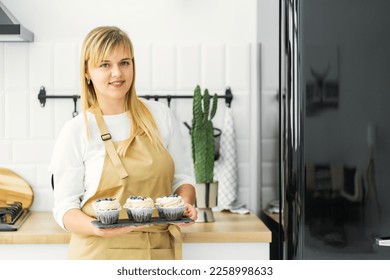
[111,64,121,77]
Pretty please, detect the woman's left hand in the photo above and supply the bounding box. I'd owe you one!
[183,203,197,221]
[174,184,197,224]
[176,203,197,228]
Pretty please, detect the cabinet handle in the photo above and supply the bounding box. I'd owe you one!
[376,237,390,246]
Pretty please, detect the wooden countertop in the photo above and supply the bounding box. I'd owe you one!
[0,211,271,244]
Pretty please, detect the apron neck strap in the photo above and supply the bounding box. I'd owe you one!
[91,106,129,179]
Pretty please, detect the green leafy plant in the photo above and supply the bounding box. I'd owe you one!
[191,85,218,183]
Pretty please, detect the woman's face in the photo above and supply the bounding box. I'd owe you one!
[87,45,133,111]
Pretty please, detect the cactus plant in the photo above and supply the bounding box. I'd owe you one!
[191,85,218,183]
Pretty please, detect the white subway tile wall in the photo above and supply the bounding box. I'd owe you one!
[5,94,29,139]
[152,44,177,90]
[0,70,3,139]
[29,43,52,90]
[0,141,11,162]
[177,44,201,90]
[134,44,152,91]
[0,44,4,104]
[258,0,280,208]
[202,44,225,89]
[226,44,251,90]
[0,0,280,214]
[0,42,255,212]
[4,44,29,92]
[53,44,78,90]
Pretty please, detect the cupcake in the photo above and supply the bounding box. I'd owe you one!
[92,198,121,224]
[155,194,186,221]
[123,196,154,223]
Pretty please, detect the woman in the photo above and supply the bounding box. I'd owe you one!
[50,26,197,260]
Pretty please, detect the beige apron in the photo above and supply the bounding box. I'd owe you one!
[67,106,182,260]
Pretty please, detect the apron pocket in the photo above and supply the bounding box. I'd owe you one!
[150,248,175,260]
[106,248,175,260]
[106,248,150,260]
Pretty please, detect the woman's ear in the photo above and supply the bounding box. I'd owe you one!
[85,73,91,84]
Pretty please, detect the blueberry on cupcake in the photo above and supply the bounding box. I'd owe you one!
[155,194,186,221]
[123,196,154,223]
[92,198,121,224]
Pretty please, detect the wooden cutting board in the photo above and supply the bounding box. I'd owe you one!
[0,168,34,209]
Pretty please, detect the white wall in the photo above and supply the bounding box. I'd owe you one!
[0,0,280,215]
[258,0,280,209]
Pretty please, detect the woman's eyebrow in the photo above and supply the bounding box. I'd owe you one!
[100,58,131,62]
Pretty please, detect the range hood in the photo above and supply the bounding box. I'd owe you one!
[0,1,34,42]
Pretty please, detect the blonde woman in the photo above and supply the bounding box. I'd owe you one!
[50,26,197,260]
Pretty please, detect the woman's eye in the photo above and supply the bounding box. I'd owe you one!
[121,61,130,66]
[100,63,110,68]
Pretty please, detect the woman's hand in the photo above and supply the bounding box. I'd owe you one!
[176,203,197,228]
[174,184,197,221]
[183,203,198,221]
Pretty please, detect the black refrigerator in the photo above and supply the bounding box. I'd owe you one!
[279,0,390,259]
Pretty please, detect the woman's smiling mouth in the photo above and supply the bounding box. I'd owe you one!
[109,80,125,86]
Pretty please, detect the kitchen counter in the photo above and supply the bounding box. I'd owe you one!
[260,209,282,260]
[0,211,271,260]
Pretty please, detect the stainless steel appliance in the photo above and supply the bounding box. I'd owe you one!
[0,168,33,231]
[0,202,30,231]
[279,0,390,259]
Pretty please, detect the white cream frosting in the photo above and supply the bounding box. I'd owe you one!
[124,197,154,209]
[155,196,186,208]
[93,199,121,211]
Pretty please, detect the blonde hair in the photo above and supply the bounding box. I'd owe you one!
[80,26,163,155]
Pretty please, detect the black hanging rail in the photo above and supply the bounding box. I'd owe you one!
[38,86,233,117]
[140,87,233,108]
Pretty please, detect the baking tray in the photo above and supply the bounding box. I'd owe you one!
[91,217,194,228]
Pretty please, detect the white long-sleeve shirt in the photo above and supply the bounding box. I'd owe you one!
[49,100,195,229]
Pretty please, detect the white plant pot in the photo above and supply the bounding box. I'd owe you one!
[195,182,218,222]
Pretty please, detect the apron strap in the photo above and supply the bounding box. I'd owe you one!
[91,106,129,179]
[168,224,182,260]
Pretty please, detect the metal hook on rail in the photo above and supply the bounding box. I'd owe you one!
[72,95,79,117]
